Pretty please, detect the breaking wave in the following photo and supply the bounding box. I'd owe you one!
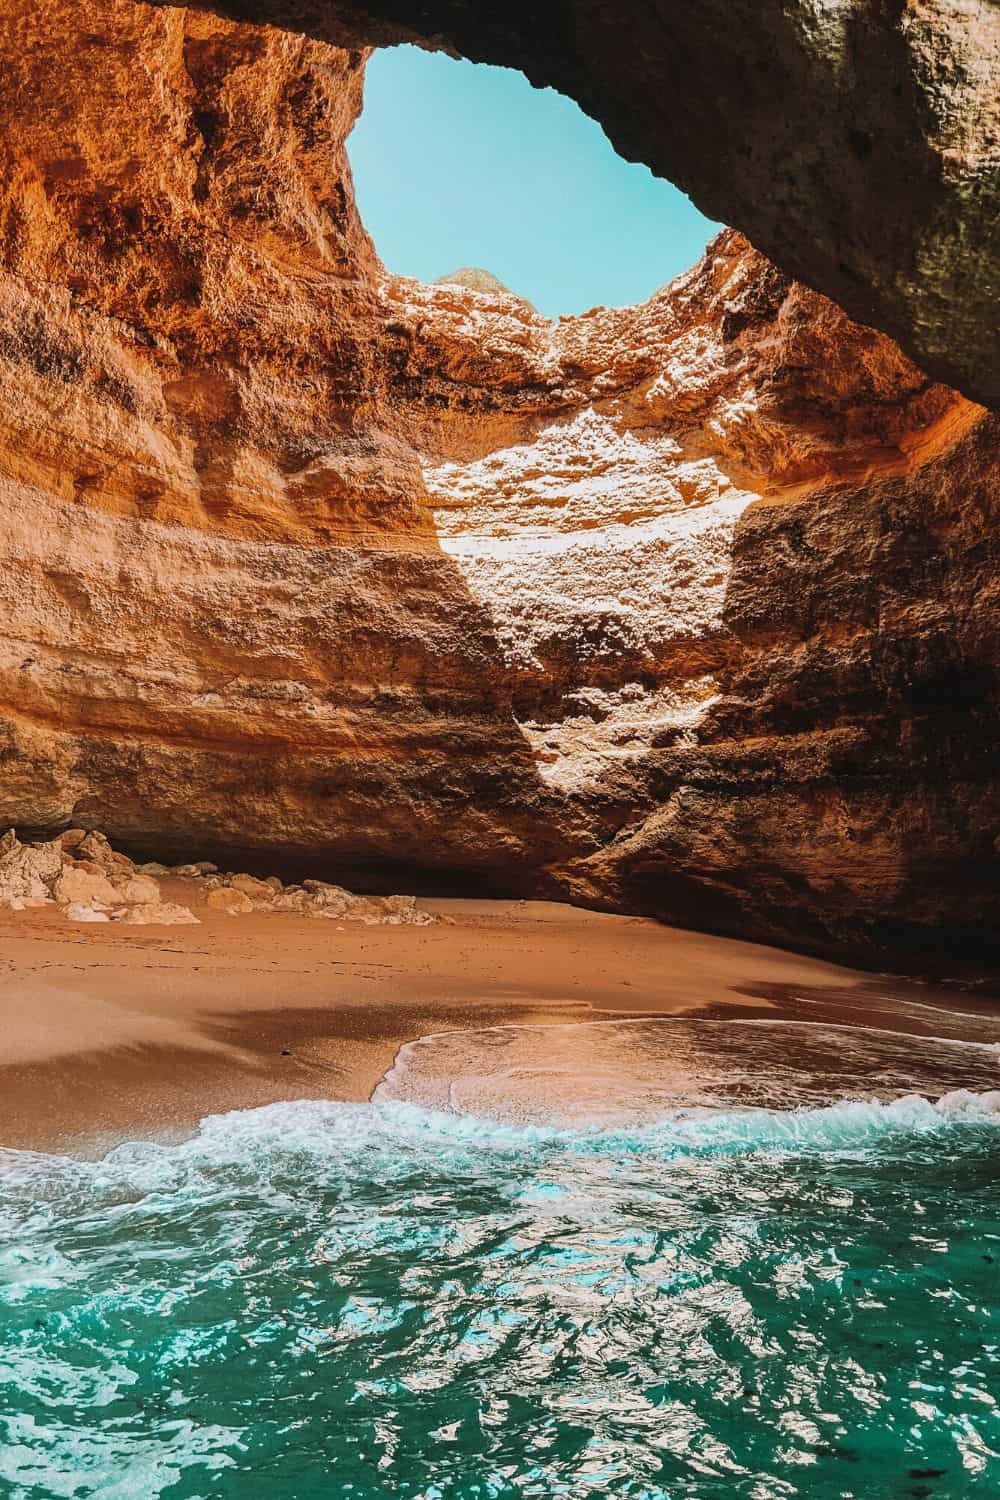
[1,1017,998,1497]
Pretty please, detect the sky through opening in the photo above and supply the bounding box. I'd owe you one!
[349,47,720,320]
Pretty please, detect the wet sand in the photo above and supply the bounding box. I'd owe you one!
[1,883,997,1154]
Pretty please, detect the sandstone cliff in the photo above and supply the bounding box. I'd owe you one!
[0,0,997,965]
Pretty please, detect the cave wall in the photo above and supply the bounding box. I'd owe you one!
[0,0,998,963]
[148,0,1000,412]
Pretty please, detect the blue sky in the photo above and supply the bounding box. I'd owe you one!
[348,47,719,319]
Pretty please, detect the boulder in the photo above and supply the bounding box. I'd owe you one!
[229,873,275,903]
[113,873,162,905]
[116,902,200,926]
[66,903,110,923]
[310,891,436,925]
[138,862,170,876]
[303,880,361,915]
[76,830,112,862]
[75,831,134,874]
[271,888,313,913]
[205,886,254,915]
[0,839,61,905]
[25,839,64,886]
[53,865,121,907]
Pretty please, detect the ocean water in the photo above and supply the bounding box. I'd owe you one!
[0,1021,998,1499]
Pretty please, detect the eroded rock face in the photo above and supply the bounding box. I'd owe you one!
[153,0,1000,411]
[0,0,997,964]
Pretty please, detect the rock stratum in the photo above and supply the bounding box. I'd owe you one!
[1,0,998,965]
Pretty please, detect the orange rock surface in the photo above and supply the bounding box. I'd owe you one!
[1,0,997,963]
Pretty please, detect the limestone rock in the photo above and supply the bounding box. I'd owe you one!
[75,832,114,865]
[271,888,315,914]
[34,840,63,883]
[434,268,537,315]
[116,902,200,926]
[307,884,435,925]
[206,887,255,915]
[0,837,60,905]
[113,874,162,905]
[53,867,121,908]
[228,874,276,903]
[303,881,359,914]
[66,903,110,923]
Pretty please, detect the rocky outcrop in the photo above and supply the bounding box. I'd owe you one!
[0,826,439,923]
[0,0,997,966]
[156,0,1000,411]
[0,827,200,922]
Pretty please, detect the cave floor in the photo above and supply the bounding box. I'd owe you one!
[0,886,997,1155]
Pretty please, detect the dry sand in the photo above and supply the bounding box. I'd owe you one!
[1,882,996,1154]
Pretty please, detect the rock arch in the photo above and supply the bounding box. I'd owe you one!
[150,0,1000,409]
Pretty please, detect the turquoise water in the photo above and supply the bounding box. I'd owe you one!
[1,1069,998,1499]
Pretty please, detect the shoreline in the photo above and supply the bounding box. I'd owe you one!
[1,886,998,1156]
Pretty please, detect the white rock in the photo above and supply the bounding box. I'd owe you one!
[303,880,361,915]
[271,889,313,912]
[310,891,436,925]
[66,903,110,923]
[0,842,59,904]
[27,839,63,885]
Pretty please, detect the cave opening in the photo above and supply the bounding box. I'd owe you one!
[348,45,718,318]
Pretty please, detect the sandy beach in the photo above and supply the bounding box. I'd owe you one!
[0,879,996,1155]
